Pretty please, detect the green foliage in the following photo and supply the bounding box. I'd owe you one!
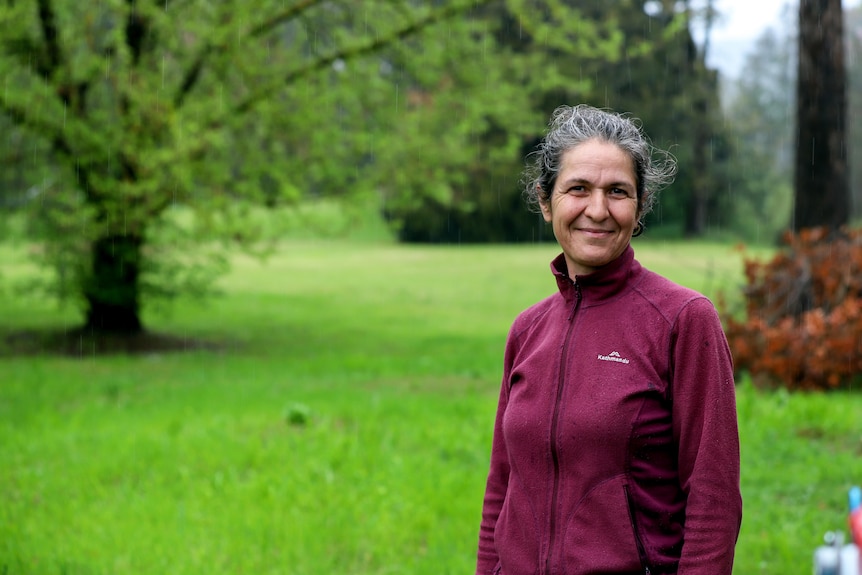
[2,239,860,575]
[3,0,856,332]
[723,20,796,242]
[0,0,499,328]
[724,3,862,231]
[377,2,596,243]
[570,1,717,237]
[385,0,733,243]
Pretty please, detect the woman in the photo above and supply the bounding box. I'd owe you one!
[476,105,742,575]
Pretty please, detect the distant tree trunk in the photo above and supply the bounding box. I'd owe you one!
[850,6,862,221]
[794,0,849,231]
[83,234,144,334]
[684,0,715,237]
[685,69,710,237]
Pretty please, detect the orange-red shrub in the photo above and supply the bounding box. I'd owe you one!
[722,227,862,390]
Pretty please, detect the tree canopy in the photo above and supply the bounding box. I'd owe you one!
[1,0,504,332]
[5,0,690,333]
[3,0,821,336]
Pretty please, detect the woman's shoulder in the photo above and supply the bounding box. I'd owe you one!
[631,266,718,322]
[509,292,563,334]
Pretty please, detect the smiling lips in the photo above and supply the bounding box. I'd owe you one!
[576,227,614,236]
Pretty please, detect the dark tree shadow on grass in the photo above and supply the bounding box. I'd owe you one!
[0,327,226,358]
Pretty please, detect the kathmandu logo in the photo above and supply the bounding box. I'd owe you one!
[597,351,630,364]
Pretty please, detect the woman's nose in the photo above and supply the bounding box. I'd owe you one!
[584,191,609,220]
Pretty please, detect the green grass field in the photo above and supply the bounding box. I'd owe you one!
[1,238,860,574]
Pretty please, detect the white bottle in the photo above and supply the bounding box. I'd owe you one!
[840,544,860,575]
[815,532,842,575]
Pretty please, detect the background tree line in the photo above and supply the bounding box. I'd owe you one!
[728,0,862,235]
[0,0,858,334]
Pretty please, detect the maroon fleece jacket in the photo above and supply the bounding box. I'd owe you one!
[476,246,742,575]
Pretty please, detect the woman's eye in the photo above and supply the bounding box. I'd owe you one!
[610,188,629,196]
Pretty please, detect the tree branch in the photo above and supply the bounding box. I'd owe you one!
[0,97,61,150]
[32,0,92,113]
[173,0,328,107]
[0,101,100,206]
[0,93,104,203]
[125,0,150,65]
[36,0,63,77]
[174,51,208,107]
[247,0,328,38]
[233,0,492,115]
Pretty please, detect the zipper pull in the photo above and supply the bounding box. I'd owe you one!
[568,280,581,321]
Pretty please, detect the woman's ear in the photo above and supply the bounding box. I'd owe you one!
[539,186,552,222]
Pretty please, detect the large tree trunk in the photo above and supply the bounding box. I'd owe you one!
[685,74,710,237]
[683,0,714,237]
[84,234,144,334]
[794,0,849,231]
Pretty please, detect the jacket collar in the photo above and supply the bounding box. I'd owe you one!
[551,245,637,305]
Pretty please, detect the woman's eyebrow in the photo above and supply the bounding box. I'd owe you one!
[558,177,590,186]
[559,177,634,189]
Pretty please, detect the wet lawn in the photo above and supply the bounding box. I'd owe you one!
[1,239,859,574]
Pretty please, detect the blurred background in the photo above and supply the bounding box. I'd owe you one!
[1,2,861,574]
[1,1,860,251]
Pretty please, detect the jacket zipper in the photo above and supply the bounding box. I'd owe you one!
[624,484,652,575]
[545,281,581,574]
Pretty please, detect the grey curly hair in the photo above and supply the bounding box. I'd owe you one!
[523,104,677,235]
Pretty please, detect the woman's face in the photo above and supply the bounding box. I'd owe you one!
[541,139,639,279]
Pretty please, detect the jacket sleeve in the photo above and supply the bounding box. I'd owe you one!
[671,297,743,575]
[475,327,517,575]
